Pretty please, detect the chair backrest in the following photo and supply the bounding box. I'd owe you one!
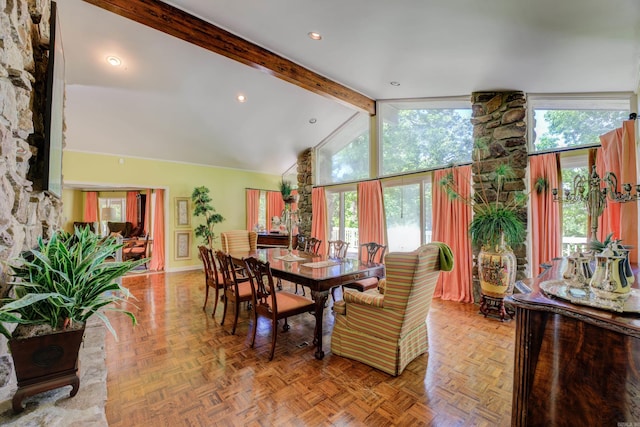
[220,230,258,253]
[360,242,386,264]
[199,245,218,287]
[383,244,443,336]
[295,234,307,251]
[214,250,233,288]
[243,256,278,313]
[305,237,322,255]
[327,240,349,258]
[108,221,133,238]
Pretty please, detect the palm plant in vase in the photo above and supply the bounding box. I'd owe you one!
[439,164,547,298]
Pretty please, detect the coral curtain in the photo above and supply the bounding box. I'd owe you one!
[357,180,386,261]
[149,189,165,271]
[266,191,285,231]
[596,120,638,263]
[246,189,260,231]
[432,166,474,303]
[144,189,152,234]
[83,191,98,222]
[529,153,561,275]
[311,187,328,256]
[126,191,138,226]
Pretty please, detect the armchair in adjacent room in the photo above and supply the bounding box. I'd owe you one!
[220,230,258,254]
[331,243,452,376]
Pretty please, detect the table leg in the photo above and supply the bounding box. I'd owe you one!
[310,289,329,360]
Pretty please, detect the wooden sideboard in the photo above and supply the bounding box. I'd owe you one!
[256,233,297,248]
[507,259,640,426]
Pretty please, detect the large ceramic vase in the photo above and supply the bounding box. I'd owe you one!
[478,243,517,298]
[9,326,85,413]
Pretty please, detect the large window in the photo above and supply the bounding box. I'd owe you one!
[559,154,589,255]
[317,113,370,185]
[383,178,432,252]
[326,188,358,253]
[529,96,630,152]
[379,99,473,176]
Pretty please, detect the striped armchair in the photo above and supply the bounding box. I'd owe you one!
[331,243,446,376]
[220,230,258,254]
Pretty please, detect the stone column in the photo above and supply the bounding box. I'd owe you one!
[0,0,63,392]
[296,148,313,236]
[470,92,528,301]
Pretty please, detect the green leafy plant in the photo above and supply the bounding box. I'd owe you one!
[440,164,547,249]
[191,186,225,248]
[280,179,292,198]
[0,227,145,340]
[589,232,615,252]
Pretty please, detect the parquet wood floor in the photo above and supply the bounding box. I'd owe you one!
[105,270,515,427]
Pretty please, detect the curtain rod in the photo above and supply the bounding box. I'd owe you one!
[313,162,474,189]
[527,143,600,157]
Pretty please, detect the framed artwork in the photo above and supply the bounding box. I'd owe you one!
[175,197,190,227]
[175,230,192,260]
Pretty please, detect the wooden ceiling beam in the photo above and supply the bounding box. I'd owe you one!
[83,0,376,115]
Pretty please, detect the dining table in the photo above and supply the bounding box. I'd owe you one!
[230,247,385,359]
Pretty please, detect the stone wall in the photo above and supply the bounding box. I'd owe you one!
[470,91,528,301]
[0,0,63,391]
[296,148,313,236]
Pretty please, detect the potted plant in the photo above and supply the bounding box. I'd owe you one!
[191,186,225,249]
[280,180,297,204]
[0,227,145,413]
[440,164,547,297]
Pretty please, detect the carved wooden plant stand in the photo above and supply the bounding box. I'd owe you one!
[9,327,85,413]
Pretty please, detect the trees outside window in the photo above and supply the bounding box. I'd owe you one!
[327,189,358,252]
[317,113,370,185]
[379,101,473,176]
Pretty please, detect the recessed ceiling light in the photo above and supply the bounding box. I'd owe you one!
[237,95,246,103]
[308,32,322,40]
[309,118,317,124]
[106,56,121,67]
[390,81,400,86]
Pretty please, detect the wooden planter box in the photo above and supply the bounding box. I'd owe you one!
[9,327,85,413]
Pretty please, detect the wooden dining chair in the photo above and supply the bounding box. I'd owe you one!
[243,256,315,360]
[216,250,253,334]
[199,245,224,318]
[340,242,387,295]
[327,240,349,258]
[295,234,307,251]
[294,236,322,296]
[305,237,322,255]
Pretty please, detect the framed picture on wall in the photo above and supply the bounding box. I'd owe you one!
[175,230,192,260]
[175,197,190,227]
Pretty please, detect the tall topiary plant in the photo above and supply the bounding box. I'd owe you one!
[191,186,225,249]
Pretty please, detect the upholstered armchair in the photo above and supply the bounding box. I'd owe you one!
[331,243,451,376]
[220,230,258,254]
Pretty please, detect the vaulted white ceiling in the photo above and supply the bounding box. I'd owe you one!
[56,0,640,176]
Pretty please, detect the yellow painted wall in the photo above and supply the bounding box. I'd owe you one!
[62,151,281,271]
[61,188,84,233]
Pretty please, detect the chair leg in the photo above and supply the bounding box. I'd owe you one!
[295,283,306,296]
[282,318,290,332]
[203,284,210,311]
[231,300,240,335]
[220,296,228,326]
[212,286,219,319]
[251,310,258,348]
[269,321,278,361]
[277,278,283,291]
